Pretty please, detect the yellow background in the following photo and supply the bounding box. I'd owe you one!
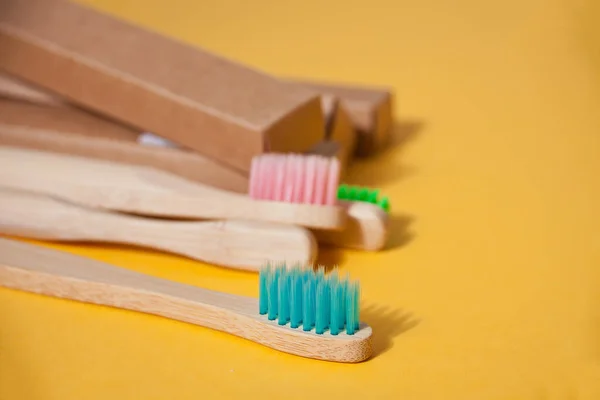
[2,0,600,398]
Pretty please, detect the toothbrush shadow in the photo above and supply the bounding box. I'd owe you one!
[346,119,424,186]
[362,304,420,357]
[385,213,415,251]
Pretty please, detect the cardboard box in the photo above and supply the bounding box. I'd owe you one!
[288,79,393,156]
[0,0,325,173]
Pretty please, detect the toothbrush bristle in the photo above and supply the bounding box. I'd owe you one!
[258,264,361,335]
[337,184,390,212]
[249,154,340,206]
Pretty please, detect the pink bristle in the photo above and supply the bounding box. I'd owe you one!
[312,157,328,204]
[292,155,304,203]
[248,158,256,197]
[248,153,340,206]
[254,156,266,198]
[283,155,296,202]
[302,156,317,204]
[249,157,260,197]
[262,156,275,200]
[326,158,340,205]
[253,156,264,198]
[274,158,286,201]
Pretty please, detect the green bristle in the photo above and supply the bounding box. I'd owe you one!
[337,184,349,200]
[347,186,359,200]
[337,184,389,212]
[290,271,303,328]
[357,188,370,201]
[378,196,390,212]
[258,263,361,335]
[367,190,379,203]
[278,269,290,325]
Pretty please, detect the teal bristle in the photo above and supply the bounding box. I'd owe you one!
[259,265,269,315]
[329,281,340,335]
[323,280,331,330]
[302,279,316,331]
[258,264,362,335]
[290,272,302,328]
[337,184,390,213]
[354,282,360,331]
[339,276,347,330]
[316,267,325,282]
[345,282,359,334]
[315,280,327,334]
[267,267,278,321]
[277,270,290,325]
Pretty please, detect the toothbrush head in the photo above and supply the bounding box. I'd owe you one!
[249,153,340,206]
[259,264,361,336]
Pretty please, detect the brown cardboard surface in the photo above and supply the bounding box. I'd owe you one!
[0,71,388,158]
[288,79,393,156]
[328,101,357,169]
[0,0,325,173]
[0,99,249,193]
[0,72,67,107]
[310,98,356,176]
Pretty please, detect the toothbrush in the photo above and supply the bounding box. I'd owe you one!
[0,188,317,271]
[0,146,346,230]
[0,238,373,362]
[250,155,390,251]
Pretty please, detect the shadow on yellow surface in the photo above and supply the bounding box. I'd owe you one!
[362,303,420,357]
[385,214,415,251]
[346,119,421,252]
[346,119,423,186]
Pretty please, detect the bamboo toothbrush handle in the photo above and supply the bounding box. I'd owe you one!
[0,188,123,241]
[0,189,318,271]
[0,238,373,363]
[313,201,390,251]
[0,146,346,230]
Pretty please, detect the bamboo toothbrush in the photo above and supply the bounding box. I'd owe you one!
[0,188,317,271]
[250,156,390,251]
[0,146,346,230]
[133,134,390,250]
[0,238,373,362]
